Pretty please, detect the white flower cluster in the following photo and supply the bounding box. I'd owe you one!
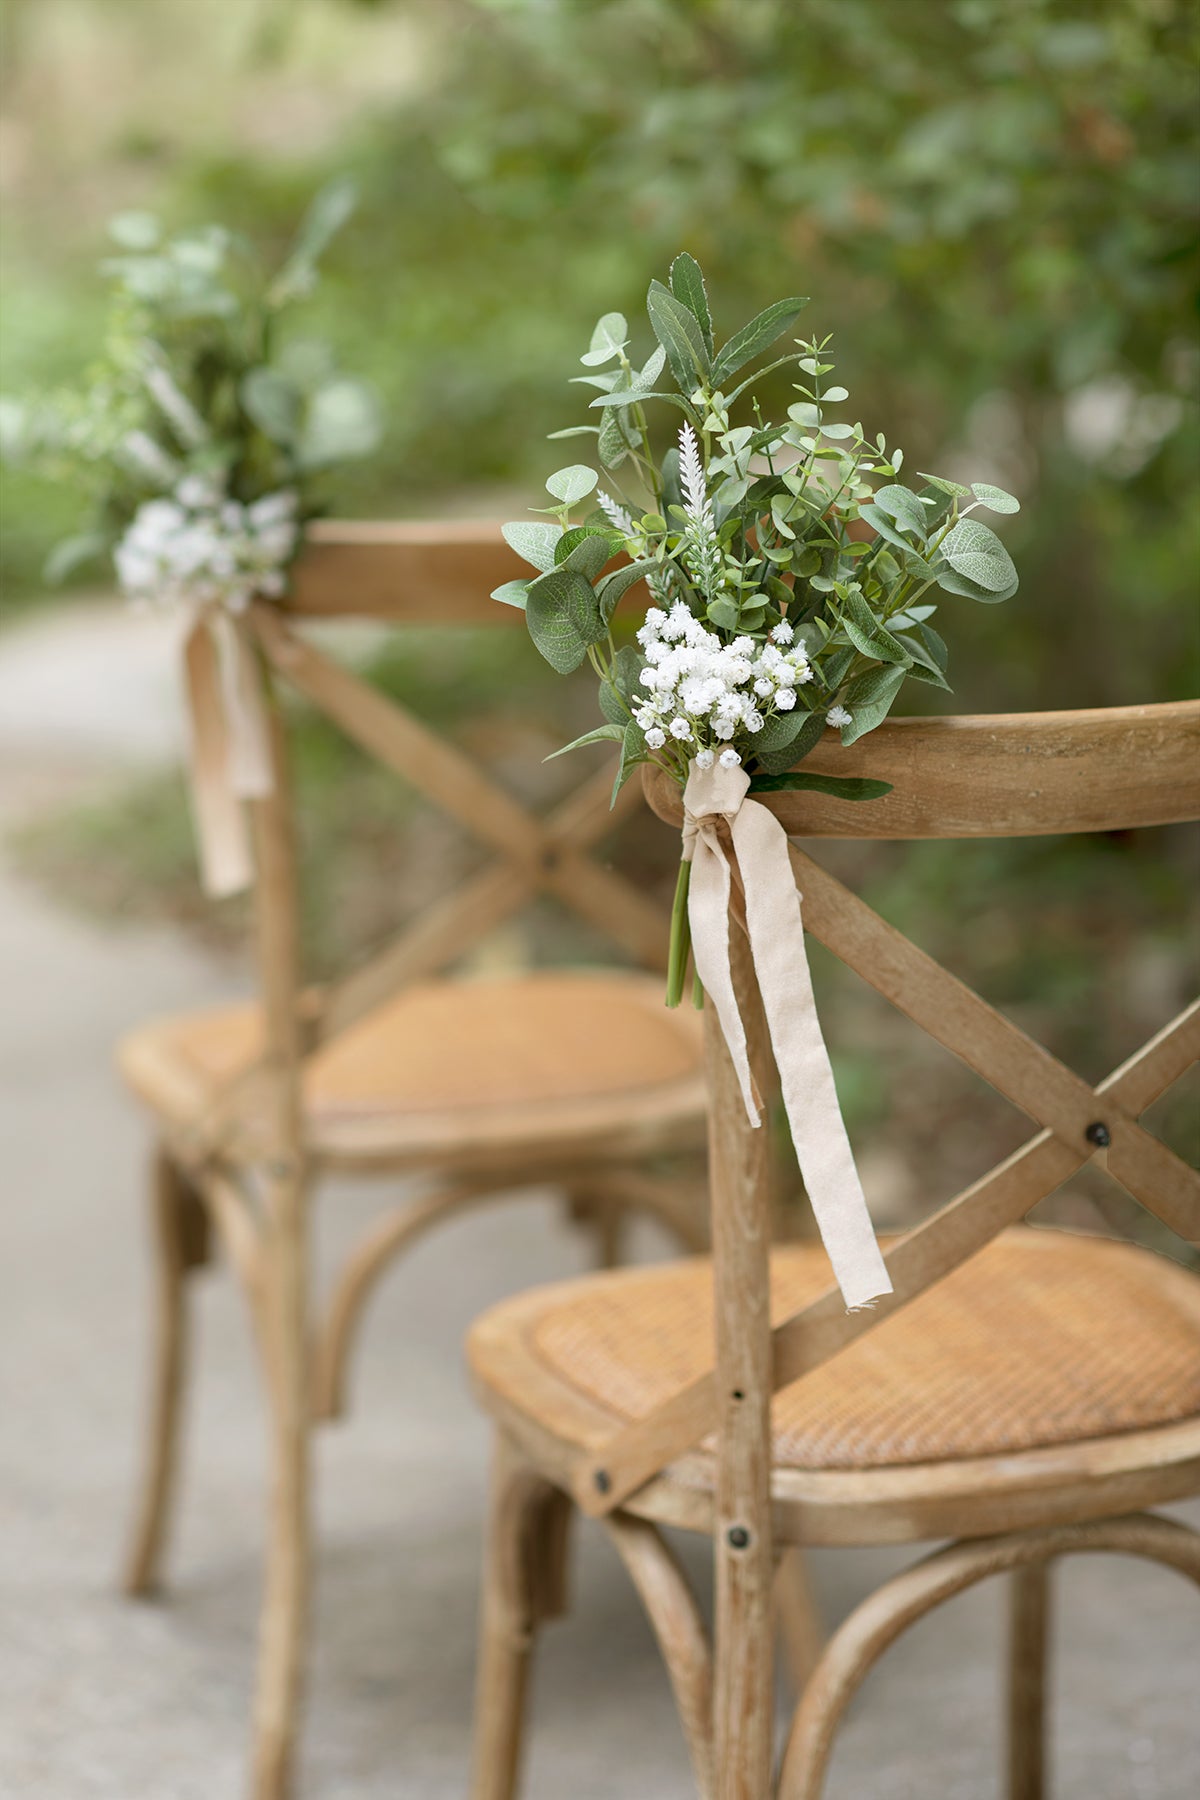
[114,477,299,613]
[634,602,813,763]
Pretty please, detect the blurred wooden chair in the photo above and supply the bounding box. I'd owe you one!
[466,702,1200,1800]
[116,522,709,1800]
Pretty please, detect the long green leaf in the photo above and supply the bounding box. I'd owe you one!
[839,662,906,745]
[596,557,656,621]
[669,253,713,354]
[840,588,912,666]
[749,771,894,801]
[754,707,826,774]
[711,296,809,385]
[545,724,623,760]
[646,282,711,390]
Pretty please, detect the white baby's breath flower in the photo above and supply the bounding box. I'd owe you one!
[644,726,667,750]
[775,687,797,710]
[669,717,692,740]
[719,749,741,769]
[827,705,852,728]
[694,748,715,770]
[770,620,794,644]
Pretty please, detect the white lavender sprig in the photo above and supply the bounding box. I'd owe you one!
[677,421,723,603]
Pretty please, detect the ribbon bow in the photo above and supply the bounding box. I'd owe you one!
[683,760,893,1312]
[182,608,273,898]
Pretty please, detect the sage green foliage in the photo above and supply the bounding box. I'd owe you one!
[502,257,1019,796]
[0,182,380,584]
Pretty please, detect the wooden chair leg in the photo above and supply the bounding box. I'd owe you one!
[469,1435,573,1800]
[249,1196,312,1800]
[775,1547,826,1698]
[123,1147,210,1597]
[1008,1562,1050,1800]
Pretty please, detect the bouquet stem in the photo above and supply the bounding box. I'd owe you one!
[665,854,692,1008]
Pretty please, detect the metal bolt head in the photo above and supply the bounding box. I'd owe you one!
[1085,1121,1112,1149]
[593,1468,611,1495]
[727,1525,751,1550]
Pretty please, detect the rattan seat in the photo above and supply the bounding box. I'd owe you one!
[468,1227,1200,1543]
[117,969,706,1167]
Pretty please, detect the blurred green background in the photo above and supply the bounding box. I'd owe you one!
[2,0,1196,1234]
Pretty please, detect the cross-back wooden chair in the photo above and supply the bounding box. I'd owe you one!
[116,521,711,1800]
[466,701,1200,1800]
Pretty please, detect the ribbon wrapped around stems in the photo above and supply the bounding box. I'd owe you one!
[683,760,893,1312]
[182,607,274,898]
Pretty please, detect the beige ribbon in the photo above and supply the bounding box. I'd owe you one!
[684,761,893,1312]
[182,609,273,898]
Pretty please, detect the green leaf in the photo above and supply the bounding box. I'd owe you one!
[932,560,1019,604]
[271,178,357,302]
[545,723,623,759]
[893,633,951,688]
[711,296,810,385]
[917,620,949,670]
[556,526,618,581]
[491,579,531,609]
[598,680,628,726]
[856,501,918,555]
[108,211,160,250]
[839,663,907,745]
[525,568,606,673]
[839,589,912,666]
[44,532,108,584]
[502,520,562,572]
[241,367,303,447]
[939,517,1018,594]
[669,253,713,355]
[297,378,381,468]
[612,719,647,807]
[749,771,893,802]
[546,464,599,506]
[598,401,635,470]
[872,484,929,539]
[970,481,1021,515]
[646,281,711,390]
[754,707,825,774]
[706,595,741,632]
[581,312,629,367]
[596,557,655,622]
[918,471,971,499]
[547,424,600,441]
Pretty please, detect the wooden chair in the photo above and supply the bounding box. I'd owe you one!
[466,701,1200,1800]
[116,522,711,1800]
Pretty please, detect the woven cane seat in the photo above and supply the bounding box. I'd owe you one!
[469,1229,1200,1527]
[117,970,705,1164]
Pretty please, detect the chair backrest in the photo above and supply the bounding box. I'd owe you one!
[182,521,672,1169]
[574,701,1200,1499]
[570,700,1199,1794]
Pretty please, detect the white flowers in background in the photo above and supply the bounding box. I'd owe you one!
[114,478,299,614]
[677,421,723,601]
[634,598,812,760]
[826,704,853,728]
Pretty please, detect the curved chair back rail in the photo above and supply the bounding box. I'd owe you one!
[642,700,1200,839]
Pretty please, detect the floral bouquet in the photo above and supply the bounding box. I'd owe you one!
[498,257,1020,1307]
[498,255,1019,1006]
[2,183,381,895]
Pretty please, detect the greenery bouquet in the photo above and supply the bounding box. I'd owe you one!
[498,255,1021,1007]
[0,183,381,896]
[1,180,380,612]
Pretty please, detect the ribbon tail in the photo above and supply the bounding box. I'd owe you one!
[212,608,274,800]
[183,622,254,898]
[686,828,762,1128]
[733,801,893,1311]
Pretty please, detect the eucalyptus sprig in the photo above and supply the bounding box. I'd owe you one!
[0,181,381,605]
[497,254,1020,812]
